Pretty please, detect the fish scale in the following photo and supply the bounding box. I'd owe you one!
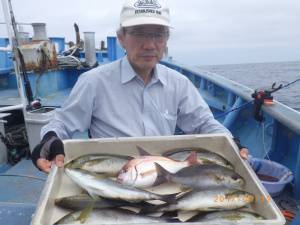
[155,163,244,189]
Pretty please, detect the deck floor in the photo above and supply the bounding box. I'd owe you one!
[0,159,46,225]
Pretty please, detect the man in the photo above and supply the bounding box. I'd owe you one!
[32,0,248,173]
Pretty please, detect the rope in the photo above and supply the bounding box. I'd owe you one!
[262,121,271,161]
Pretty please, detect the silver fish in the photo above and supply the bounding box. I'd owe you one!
[143,188,254,212]
[65,153,132,174]
[162,148,233,169]
[155,163,244,189]
[188,210,264,222]
[54,208,170,224]
[54,194,131,211]
[80,157,130,176]
[65,168,176,203]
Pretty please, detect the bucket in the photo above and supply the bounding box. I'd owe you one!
[249,157,293,197]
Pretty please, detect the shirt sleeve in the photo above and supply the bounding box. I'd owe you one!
[176,77,232,137]
[40,72,96,140]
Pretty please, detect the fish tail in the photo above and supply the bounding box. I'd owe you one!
[160,193,177,204]
[153,163,170,186]
[186,151,198,166]
[139,203,167,214]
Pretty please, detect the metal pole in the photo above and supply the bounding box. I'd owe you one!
[1,0,28,108]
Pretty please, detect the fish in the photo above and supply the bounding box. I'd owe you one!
[162,147,233,169]
[65,153,132,175]
[188,210,264,222]
[155,163,244,189]
[117,146,198,188]
[55,194,132,211]
[54,208,171,224]
[65,168,177,203]
[141,188,254,213]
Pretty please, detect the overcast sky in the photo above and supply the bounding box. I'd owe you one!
[1,0,300,65]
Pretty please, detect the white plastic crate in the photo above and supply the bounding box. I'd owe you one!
[31,134,285,225]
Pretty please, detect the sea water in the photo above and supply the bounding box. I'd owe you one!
[199,61,300,112]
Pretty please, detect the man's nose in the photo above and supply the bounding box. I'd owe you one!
[142,37,156,49]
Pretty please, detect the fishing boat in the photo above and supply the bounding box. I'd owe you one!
[0,0,299,224]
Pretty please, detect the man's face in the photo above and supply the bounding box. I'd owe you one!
[118,25,169,73]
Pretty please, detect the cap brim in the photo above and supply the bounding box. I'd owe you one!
[121,17,171,28]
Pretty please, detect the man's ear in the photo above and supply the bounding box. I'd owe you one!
[117,32,126,49]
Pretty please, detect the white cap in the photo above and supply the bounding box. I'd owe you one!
[120,0,170,27]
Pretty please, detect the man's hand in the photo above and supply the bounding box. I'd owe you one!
[233,137,248,160]
[239,148,249,160]
[36,154,65,173]
[32,131,65,173]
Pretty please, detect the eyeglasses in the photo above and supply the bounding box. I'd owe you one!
[125,30,169,43]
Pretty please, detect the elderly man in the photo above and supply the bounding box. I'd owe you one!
[32,0,248,173]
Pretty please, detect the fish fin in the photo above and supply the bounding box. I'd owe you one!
[77,202,95,223]
[166,217,181,223]
[136,145,152,156]
[185,212,205,222]
[185,151,199,166]
[139,203,167,214]
[153,163,170,186]
[160,193,178,204]
[140,169,157,178]
[176,188,193,199]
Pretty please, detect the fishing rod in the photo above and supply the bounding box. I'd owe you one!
[215,101,253,119]
[216,77,300,120]
[252,78,300,121]
[2,0,40,110]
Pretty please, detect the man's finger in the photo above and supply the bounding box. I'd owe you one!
[55,154,65,167]
[37,158,51,173]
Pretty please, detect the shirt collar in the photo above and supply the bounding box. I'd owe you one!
[121,56,166,86]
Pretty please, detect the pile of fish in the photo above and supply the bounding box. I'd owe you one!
[54,147,264,224]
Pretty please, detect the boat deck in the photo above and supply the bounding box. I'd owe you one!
[0,89,21,106]
[0,160,46,225]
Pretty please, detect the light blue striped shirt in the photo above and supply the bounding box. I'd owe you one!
[41,56,231,139]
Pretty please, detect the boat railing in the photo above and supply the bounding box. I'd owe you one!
[161,59,300,135]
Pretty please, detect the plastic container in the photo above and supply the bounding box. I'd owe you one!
[249,157,293,197]
[25,107,55,152]
[31,134,286,225]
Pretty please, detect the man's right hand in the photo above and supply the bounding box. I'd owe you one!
[32,131,65,173]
